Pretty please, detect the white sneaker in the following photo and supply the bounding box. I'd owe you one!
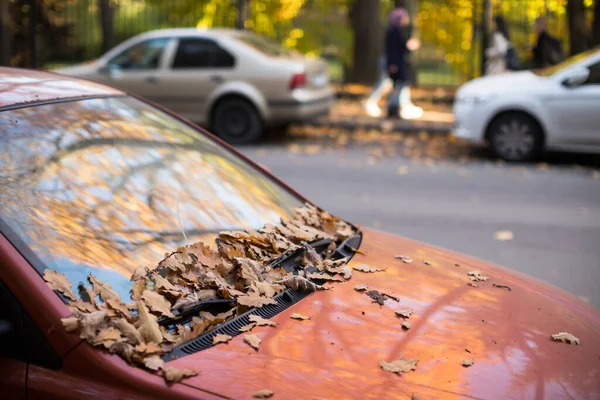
[365,101,382,118]
[400,105,423,120]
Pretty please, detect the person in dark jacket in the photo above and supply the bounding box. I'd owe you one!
[385,8,419,118]
[532,16,563,69]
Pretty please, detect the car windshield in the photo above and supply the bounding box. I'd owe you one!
[533,48,600,76]
[236,32,297,57]
[0,96,302,301]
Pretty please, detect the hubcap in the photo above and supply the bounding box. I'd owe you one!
[223,106,249,137]
[492,119,535,160]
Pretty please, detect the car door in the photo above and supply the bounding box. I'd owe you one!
[546,61,600,146]
[159,37,236,124]
[97,37,173,103]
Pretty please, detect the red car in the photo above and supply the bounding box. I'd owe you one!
[1,67,599,399]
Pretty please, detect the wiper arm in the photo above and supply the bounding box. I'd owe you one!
[269,238,332,272]
[158,298,236,328]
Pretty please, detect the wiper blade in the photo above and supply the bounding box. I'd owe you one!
[269,238,332,272]
[158,298,236,328]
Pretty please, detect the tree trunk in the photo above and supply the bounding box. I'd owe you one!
[349,0,382,84]
[98,0,114,53]
[236,0,248,30]
[0,0,10,66]
[566,0,589,55]
[592,0,600,46]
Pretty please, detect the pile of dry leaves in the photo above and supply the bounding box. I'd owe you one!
[44,204,357,383]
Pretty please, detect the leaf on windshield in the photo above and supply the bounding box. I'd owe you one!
[163,366,198,383]
[354,283,369,291]
[68,299,97,313]
[250,281,285,298]
[244,334,261,351]
[141,290,176,319]
[131,266,149,281]
[131,279,147,301]
[380,358,418,374]
[237,295,277,308]
[395,308,413,318]
[239,323,256,332]
[248,315,277,327]
[467,270,490,282]
[78,310,108,342]
[212,334,233,345]
[135,301,163,344]
[290,313,311,320]
[114,318,143,345]
[43,270,77,301]
[93,327,124,349]
[551,332,580,345]
[353,264,385,273]
[88,274,121,303]
[253,389,274,398]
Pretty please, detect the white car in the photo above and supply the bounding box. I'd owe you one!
[55,28,334,144]
[453,48,600,161]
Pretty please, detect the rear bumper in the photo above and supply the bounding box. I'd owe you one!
[267,88,334,123]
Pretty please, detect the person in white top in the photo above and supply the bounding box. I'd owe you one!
[485,16,510,75]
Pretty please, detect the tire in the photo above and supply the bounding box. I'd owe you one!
[211,97,263,145]
[487,112,544,162]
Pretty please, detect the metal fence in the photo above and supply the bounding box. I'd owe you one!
[0,0,593,87]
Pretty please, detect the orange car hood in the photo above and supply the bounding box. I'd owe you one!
[168,228,600,399]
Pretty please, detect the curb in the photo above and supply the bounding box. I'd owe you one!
[299,118,452,134]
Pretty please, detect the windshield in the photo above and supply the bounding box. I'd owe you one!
[534,48,600,76]
[0,96,302,301]
[236,32,297,57]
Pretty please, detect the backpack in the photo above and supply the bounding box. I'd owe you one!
[505,46,520,71]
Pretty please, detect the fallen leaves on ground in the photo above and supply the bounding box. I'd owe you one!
[468,270,490,282]
[494,230,514,241]
[401,321,412,330]
[462,359,474,367]
[44,204,358,384]
[395,308,414,318]
[366,290,387,306]
[381,291,400,302]
[551,332,580,345]
[253,389,275,398]
[290,313,311,320]
[353,264,385,273]
[380,358,418,374]
[244,334,261,350]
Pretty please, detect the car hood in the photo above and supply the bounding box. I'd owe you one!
[168,228,600,399]
[458,70,545,96]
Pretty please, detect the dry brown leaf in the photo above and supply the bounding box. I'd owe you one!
[131,266,149,281]
[468,270,490,282]
[239,323,256,332]
[380,358,418,374]
[354,283,368,291]
[143,355,165,371]
[68,300,97,313]
[339,266,353,280]
[251,281,285,298]
[290,313,311,320]
[163,366,198,383]
[401,321,412,330]
[381,291,400,302]
[423,260,432,266]
[395,308,413,318]
[135,301,163,344]
[134,342,163,355]
[551,332,580,345]
[88,274,121,303]
[462,359,474,367]
[244,334,261,350]
[212,334,233,345]
[141,290,176,319]
[248,315,277,327]
[131,279,147,301]
[467,282,478,287]
[402,258,414,264]
[114,318,143,345]
[43,270,77,301]
[237,295,277,308]
[61,317,79,332]
[352,264,385,273]
[253,389,274,398]
[306,272,344,282]
[105,298,133,320]
[79,310,108,341]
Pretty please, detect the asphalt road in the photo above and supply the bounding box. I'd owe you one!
[241,140,600,309]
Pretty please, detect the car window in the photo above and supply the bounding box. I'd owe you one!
[172,38,235,69]
[235,32,297,57]
[0,96,302,302]
[584,61,600,85]
[108,38,170,70]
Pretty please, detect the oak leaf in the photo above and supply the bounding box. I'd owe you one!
[354,284,369,291]
[395,308,413,318]
[237,295,277,308]
[239,323,256,332]
[306,272,344,281]
[43,270,76,301]
[468,270,489,282]
[135,301,163,344]
[68,300,97,313]
[79,310,108,342]
[248,315,277,327]
[401,321,412,330]
[353,264,385,273]
[61,317,79,332]
[114,318,143,345]
[212,334,233,345]
[462,359,474,367]
[134,342,163,355]
[143,355,165,371]
[290,313,310,320]
[381,291,400,302]
[551,332,580,345]
[253,389,274,398]
[88,274,121,303]
[141,290,176,319]
[380,358,418,374]
[163,366,198,383]
[106,298,133,320]
[131,266,149,281]
[244,334,261,350]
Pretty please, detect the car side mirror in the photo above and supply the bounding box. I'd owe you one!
[562,67,590,87]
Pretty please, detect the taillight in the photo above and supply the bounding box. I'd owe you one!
[289,73,306,90]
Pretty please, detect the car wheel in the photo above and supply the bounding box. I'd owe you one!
[211,97,263,144]
[487,112,543,162]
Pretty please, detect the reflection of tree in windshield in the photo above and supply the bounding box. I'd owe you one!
[0,96,301,296]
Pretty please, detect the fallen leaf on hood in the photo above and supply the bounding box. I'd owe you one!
[402,257,414,264]
[494,230,514,241]
[492,284,512,291]
[68,300,97,313]
[163,366,198,383]
[401,321,412,330]
[275,275,327,292]
[61,317,79,332]
[94,327,123,346]
[141,290,176,319]
[380,358,418,374]
[340,266,353,280]
[354,283,369,291]
[239,323,256,332]
[366,290,387,306]
[135,342,162,355]
[88,274,121,303]
[551,332,580,345]
[306,272,344,281]
[244,334,261,350]
[253,389,274,398]
[468,270,489,282]
[467,282,478,287]
[353,264,385,273]
[135,301,163,344]
[212,334,233,345]
[395,308,413,318]
[290,313,311,320]
[381,291,400,302]
[143,355,165,371]
[462,359,474,367]
[79,310,108,342]
[237,295,277,308]
[43,270,77,301]
[114,318,143,345]
[248,315,277,327]
[423,260,432,266]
